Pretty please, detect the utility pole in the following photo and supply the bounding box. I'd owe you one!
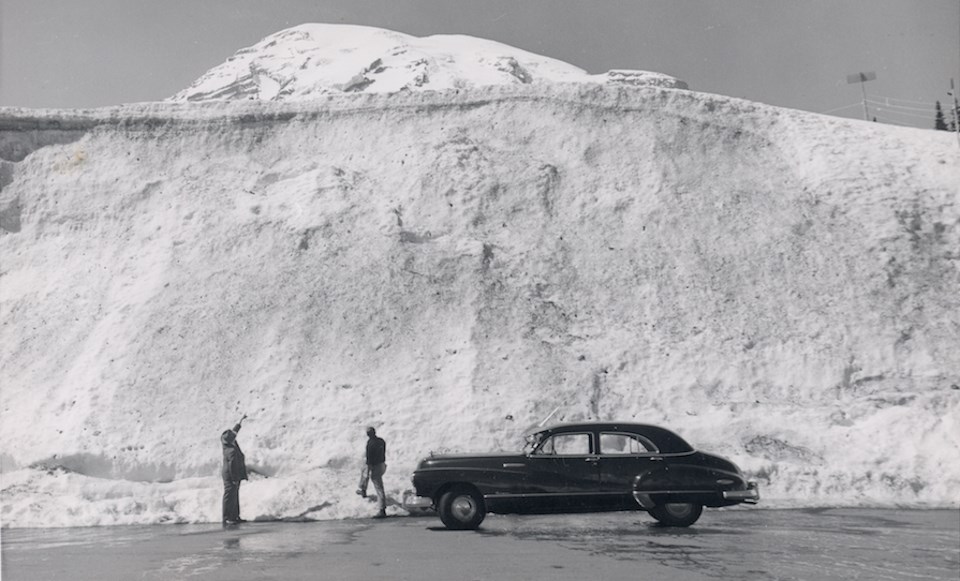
[846,71,877,121]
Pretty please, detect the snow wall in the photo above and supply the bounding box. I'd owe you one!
[1,84,958,527]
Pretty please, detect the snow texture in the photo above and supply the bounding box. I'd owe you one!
[1,26,959,528]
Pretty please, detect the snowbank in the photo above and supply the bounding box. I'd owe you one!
[1,83,958,527]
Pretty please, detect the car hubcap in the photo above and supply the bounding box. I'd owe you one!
[663,503,693,518]
[451,495,477,521]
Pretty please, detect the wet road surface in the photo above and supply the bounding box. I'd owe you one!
[3,509,958,580]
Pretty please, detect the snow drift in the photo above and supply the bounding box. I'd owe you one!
[1,26,959,528]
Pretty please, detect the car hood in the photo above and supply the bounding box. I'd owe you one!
[415,453,527,470]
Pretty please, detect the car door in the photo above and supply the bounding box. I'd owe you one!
[524,431,600,511]
[596,431,662,509]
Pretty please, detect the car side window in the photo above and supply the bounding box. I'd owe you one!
[535,433,591,456]
[599,433,658,455]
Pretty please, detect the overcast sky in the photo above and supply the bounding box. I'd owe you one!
[2,0,958,128]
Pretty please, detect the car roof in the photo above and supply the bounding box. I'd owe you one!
[528,422,695,454]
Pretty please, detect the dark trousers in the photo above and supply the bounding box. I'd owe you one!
[222,480,241,522]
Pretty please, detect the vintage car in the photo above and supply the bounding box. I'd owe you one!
[409,422,759,529]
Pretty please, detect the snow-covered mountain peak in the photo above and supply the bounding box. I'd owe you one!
[169,23,687,102]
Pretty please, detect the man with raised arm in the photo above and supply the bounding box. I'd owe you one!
[220,414,248,525]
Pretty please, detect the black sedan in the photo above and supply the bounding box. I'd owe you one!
[409,422,759,529]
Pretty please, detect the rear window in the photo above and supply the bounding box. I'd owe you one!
[600,432,658,455]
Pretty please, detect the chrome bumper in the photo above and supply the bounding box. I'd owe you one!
[402,495,433,510]
[723,481,760,503]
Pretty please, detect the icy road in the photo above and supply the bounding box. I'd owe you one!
[3,509,957,580]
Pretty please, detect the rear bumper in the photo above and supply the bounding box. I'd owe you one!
[722,481,760,504]
[633,479,760,509]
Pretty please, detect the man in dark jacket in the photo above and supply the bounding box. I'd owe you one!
[364,426,387,518]
[221,415,248,525]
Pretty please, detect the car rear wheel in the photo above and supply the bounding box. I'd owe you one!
[438,485,486,530]
[649,502,703,527]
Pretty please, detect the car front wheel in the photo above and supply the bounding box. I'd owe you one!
[438,485,486,530]
[649,502,703,527]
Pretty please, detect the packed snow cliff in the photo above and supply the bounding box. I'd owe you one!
[1,25,959,528]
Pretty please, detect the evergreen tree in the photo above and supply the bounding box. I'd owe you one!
[934,101,949,130]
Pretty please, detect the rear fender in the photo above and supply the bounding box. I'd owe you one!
[633,464,747,508]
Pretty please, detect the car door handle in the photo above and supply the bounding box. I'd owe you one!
[584,457,599,463]
[502,463,525,468]
[650,456,663,461]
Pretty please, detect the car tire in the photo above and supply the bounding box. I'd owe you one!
[438,485,486,530]
[649,502,703,527]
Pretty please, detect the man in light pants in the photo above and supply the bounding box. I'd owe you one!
[360,426,387,518]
